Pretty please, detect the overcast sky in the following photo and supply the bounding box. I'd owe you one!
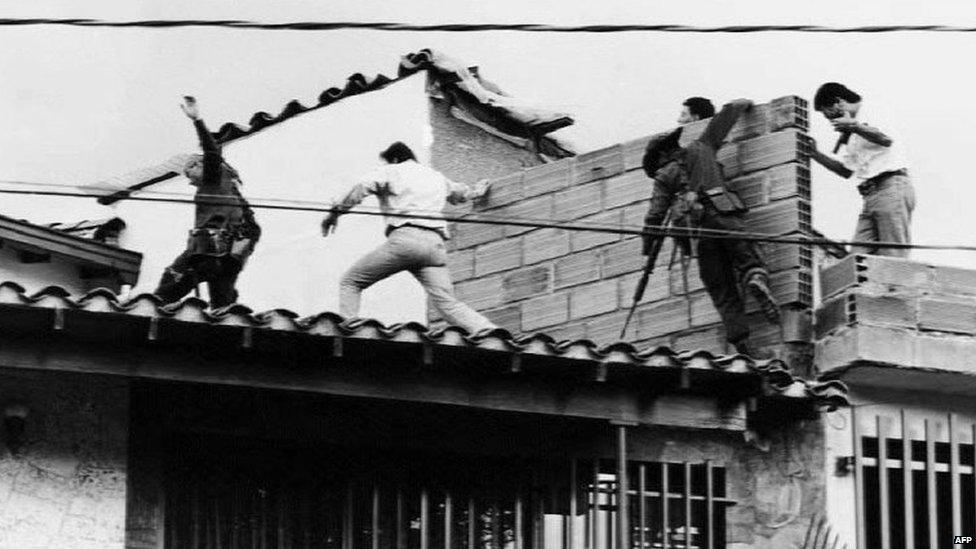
[2,1,976,269]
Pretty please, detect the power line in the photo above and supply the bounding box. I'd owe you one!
[1,179,974,253]
[1,18,975,34]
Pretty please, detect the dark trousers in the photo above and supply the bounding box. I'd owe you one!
[154,250,243,308]
[695,210,768,344]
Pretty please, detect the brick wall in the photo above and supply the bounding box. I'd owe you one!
[0,371,128,549]
[439,96,815,356]
[816,254,976,375]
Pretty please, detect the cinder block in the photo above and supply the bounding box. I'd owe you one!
[603,170,652,209]
[570,279,619,319]
[815,293,851,340]
[522,160,574,199]
[474,238,521,276]
[763,240,813,273]
[617,266,670,306]
[546,320,588,343]
[636,298,691,340]
[717,129,807,178]
[673,326,728,354]
[455,275,504,310]
[521,292,570,331]
[815,291,916,337]
[858,255,933,291]
[743,198,811,236]
[554,252,600,289]
[447,249,476,281]
[780,306,813,343]
[932,265,976,296]
[483,305,521,332]
[767,95,809,133]
[523,228,570,265]
[574,144,624,184]
[502,264,552,302]
[819,254,859,301]
[497,194,555,237]
[621,137,649,172]
[621,204,647,233]
[917,297,976,334]
[668,258,705,296]
[479,171,523,211]
[914,333,976,372]
[601,237,645,278]
[585,310,630,345]
[570,209,622,251]
[731,163,810,208]
[553,181,603,221]
[689,291,721,327]
[451,218,505,250]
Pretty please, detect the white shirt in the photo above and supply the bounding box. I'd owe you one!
[338,161,475,237]
[839,105,908,181]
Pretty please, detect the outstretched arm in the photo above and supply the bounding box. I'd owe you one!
[699,98,754,151]
[809,140,853,179]
[321,168,387,236]
[182,96,222,183]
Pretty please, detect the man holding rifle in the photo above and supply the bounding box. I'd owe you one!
[636,99,780,356]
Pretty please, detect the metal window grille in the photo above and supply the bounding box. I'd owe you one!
[162,438,733,548]
[851,410,976,549]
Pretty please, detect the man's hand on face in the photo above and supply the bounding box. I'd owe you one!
[830,115,858,132]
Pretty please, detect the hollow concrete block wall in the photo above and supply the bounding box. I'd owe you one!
[438,96,815,358]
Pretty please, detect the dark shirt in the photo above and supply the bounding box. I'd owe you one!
[643,99,753,229]
[191,119,254,235]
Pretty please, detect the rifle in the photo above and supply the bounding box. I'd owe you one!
[619,210,672,339]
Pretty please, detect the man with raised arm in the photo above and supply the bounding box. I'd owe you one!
[321,141,497,336]
[641,99,780,356]
[154,96,261,308]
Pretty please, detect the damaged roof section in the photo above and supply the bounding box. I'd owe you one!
[94,49,574,204]
[0,282,847,428]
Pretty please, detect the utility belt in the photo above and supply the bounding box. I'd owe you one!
[385,223,447,240]
[672,186,748,224]
[857,169,907,196]
[186,226,257,263]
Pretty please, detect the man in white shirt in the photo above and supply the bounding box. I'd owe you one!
[809,82,916,257]
[321,141,497,335]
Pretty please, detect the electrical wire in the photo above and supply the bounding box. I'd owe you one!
[1,18,975,34]
[0,178,974,253]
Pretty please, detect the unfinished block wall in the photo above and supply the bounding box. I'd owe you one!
[816,254,976,376]
[439,96,815,356]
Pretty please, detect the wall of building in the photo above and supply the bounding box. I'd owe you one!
[442,97,814,357]
[0,246,92,296]
[428,98,544,185]
[0,370,129,549]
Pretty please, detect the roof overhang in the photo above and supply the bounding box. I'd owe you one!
[0,215,141,284]
[0,283,846,431]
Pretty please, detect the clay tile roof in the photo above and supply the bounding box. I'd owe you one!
[0,281,848,418]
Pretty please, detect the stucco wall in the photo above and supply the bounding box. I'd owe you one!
[0,370,129,549]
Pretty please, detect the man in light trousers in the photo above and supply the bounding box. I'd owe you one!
[808,82,916,257]
[321,141,497,336]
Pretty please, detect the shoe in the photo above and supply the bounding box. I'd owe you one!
[746,275,781,325]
